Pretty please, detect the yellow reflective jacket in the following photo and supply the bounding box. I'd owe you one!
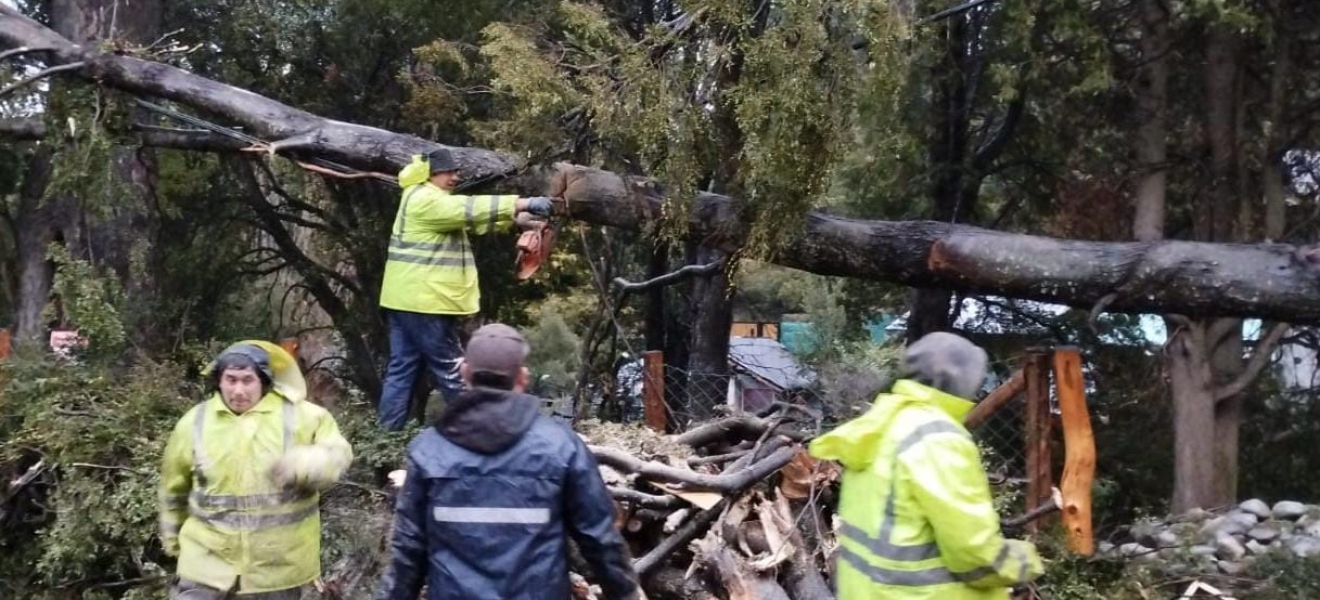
[809,380,1043,600]
[158,392,352,594]
[379,156,519,315]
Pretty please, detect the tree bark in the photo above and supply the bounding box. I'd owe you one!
[8,7,1320,325]
[13,149,58,344]
[1168,321,1220,512]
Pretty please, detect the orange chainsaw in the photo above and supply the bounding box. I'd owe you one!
[514,211,556,280]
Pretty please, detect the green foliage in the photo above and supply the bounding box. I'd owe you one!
[0,356,192,596]
[523,309,583,397]
[1244,552,1320,600]
[41,83,137,217]
[43,244,127,354]
[1031,540,1156,600]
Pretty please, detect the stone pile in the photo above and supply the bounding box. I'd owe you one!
[1100,499,1320,576]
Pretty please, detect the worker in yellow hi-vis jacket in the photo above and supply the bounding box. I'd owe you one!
[376,148,552,430]
[810,332,1042,600]
[158,341,352,599]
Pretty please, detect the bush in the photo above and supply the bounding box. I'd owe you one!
[0,356,193,598]
[0,355,403,599]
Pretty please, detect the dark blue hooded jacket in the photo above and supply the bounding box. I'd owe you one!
[376,387,638,600]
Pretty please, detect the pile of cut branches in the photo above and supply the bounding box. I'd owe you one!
[578,410,841,600]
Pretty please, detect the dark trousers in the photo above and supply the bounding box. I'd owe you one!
[378,309,465,430]
[168,578,302,599]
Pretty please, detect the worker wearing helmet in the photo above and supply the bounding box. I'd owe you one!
[809,332,1043,600]
[377,148,553,430]
[158,341,353,599]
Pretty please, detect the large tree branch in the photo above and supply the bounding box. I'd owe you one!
[1214,321,1290,403]
[8,6,1320,323]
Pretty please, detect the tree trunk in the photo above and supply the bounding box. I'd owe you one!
[687,246,732,417]
[41,0,163,346]
[8,7,1320,325]
[13,150,57,345]
[1168,322,1219,512]
[909,11,975,342]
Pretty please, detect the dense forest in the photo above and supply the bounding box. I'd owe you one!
[4,0,1320,598]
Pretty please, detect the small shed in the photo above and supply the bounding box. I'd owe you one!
[727,337,817,413]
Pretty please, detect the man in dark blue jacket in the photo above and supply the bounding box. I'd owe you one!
[376,324,641,600]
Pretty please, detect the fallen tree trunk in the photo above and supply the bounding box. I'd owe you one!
[6,4,1320,323]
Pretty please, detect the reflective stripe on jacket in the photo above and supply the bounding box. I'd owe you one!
[376,390,638,600]
[158,392,353,594]
[378,157,518,315]
[809,380,1043,600]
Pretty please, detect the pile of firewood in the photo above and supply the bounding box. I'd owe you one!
[578,410,840,600]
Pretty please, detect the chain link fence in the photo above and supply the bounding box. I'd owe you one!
[603,361,1034,514]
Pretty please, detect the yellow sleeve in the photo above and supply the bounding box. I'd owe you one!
[282,405,353,491]
[158,408,196,557]
[900,429,1043,588]
[402,186,518,235]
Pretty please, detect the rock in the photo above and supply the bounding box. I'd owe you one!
[1215,533,1247,561]
[1240,499,1272,519]
[1248,523,1282,543]
[1189,544,1218,557]
[1202,512,1254,539]
[1119,542,1152,558]
[1155,530,1180,548]
[1273,501,1308,520]
[1182,507,1215,522]
[1227,510,1259,529]
[1098,541,1115,556]
[1218,560,1247,576]
[1246,539,1269,555]
[1296,514,1319,534]
[1287,536,1320,558]
[1130,519,1164,547]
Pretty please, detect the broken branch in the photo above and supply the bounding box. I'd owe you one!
[591,445,797,493]
[613,258,726,296]
[609,487,685,509]
[1214,321,1291,403]
[675,416,810,449]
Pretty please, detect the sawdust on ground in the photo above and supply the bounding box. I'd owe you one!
[575,419,693,460]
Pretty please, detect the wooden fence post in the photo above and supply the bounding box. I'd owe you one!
[964,369,1026,430]
[1023,349,1054,533]
[1054,346,1095,555]
[643,351,668,432]
[0,328,10,362]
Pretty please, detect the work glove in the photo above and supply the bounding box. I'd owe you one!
[270,446,340,492]
[523,196,554,217]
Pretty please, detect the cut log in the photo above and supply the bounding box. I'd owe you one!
[693,532,792,600]
[634,499,728,576]
[6,5,1320,323]
[647,568,719,600]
